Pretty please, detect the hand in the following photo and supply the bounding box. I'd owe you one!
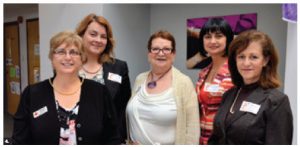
[186,52,204,69]
[126,140,140,145]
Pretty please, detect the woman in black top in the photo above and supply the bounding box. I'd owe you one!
[11,31,121,144]
[209,30,293,144]
[75,14,131,143]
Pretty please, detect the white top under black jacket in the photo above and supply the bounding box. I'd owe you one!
[11,77,121,145]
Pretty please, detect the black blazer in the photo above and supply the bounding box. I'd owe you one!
[103,59,131,142]
[11,78,121,145]
[209,86,293,145]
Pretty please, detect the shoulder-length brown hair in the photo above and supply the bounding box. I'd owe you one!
[228,29,280,89]
[75,13,115,64]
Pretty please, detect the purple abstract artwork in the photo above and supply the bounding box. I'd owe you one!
[187,13,257,35]
[186,13,257,69]
[282,4,297,23]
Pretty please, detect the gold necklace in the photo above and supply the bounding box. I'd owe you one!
[229,88,242,114]
[49,78,85,96]
[82,65,102,74]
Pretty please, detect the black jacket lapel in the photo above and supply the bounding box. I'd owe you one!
[215,88,238,139]
[103,63,119,99]
[225,87,267,128]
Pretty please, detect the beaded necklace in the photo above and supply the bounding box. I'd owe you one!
[147,67,172,89]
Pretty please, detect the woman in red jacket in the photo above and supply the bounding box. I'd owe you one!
[195,17,234,145]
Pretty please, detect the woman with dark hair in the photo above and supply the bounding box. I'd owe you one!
[75,13,131,143]
[195,17,234,145]
[187,17,234,69]
[209,30,293,144]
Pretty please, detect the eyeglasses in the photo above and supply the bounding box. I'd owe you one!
[53,49,81,57]
[150,47,173,54]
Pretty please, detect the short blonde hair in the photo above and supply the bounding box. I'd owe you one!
[48,31,85,62]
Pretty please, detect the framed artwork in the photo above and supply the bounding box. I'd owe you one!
[282,4,297,23]
[186,13,257,69]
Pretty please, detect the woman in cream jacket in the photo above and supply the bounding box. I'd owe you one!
[126,30,199,145]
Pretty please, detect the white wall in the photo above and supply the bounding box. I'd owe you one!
[4,4,39,91]
[102,4,150,85]
[39,4,104,80]
[39,4,150,85]
[284,22,297,145]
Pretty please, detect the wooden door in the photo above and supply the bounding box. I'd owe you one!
[4,22,21,115]
[27,19,40,85]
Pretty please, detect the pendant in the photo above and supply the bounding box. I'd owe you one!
[147,81,156,89]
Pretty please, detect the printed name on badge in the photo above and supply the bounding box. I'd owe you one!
[108,72,122,83]
[204,83,220,93]
[240,101,261,114]
[33,106,48,118]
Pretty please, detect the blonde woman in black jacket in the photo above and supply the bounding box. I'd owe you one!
[12,31,121,144]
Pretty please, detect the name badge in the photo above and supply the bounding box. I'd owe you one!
[204,83,220,93]
[33,106,48,118]
[240,101,261,114]
[108,72,122,84]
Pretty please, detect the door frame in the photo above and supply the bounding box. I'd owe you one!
[4,21,21,113]
[26,18,39,85]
